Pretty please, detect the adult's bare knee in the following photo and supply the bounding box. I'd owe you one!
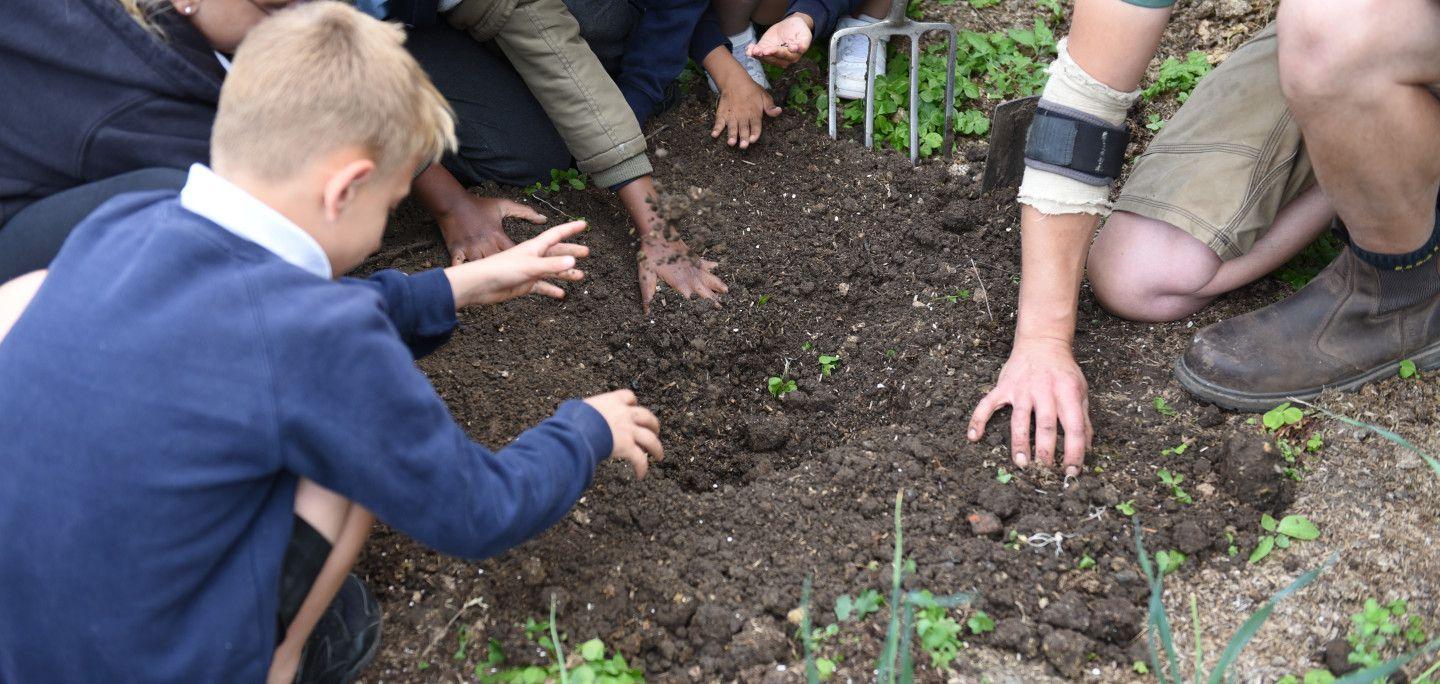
[1087,212,1221,323]
[1278,1,1395,109]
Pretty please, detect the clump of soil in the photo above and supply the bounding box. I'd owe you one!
[356,73,1297,679]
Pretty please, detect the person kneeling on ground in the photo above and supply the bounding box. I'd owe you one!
[966,0,1440,476]
[0,4,663,682]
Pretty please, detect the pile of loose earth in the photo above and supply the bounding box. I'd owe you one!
[356,86,1308,682]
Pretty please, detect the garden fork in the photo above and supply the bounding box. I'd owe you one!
[827,0,959,164]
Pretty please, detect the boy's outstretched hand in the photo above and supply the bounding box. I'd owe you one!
[445,220,589,308]
[639,234,727,314]
[748,13,814,69]
[583,390,663,479]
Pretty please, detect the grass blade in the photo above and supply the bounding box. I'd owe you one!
[897,599,916,684]
[1191,595,1203,684]
[549,595,569,684]
[1135,519,1184,683]
[1206,553,1337,684]
[1292,398,1440,479]
[877,490,906,683]
[1332,638,1440,684]
[801,576,818,684]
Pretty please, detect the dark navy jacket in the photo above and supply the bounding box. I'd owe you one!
[0,0,224,225]
[0,192,613,682]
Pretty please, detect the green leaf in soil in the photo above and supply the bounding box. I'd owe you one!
[1277,515,1320,541]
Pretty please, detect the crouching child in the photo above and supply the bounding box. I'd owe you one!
[0,3,663,682]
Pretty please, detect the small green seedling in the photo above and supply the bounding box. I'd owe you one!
[1004,529,1023,551]
[1078,554,1097,570]
[767,376,797,398]
[1115,500,1137,516]
[914,595,964,669]
[454,624,472,661]
[1225,530,1239,558]
[1249,513,1320,564]
[800,340,812,351]
[835,589,884,622]
[758,294,772,308]
[1401,359,1419,379]
[1262,402,1305,432]
[966,610,994,635]
[418,660,430,671]
[1306,433,1324,452]
[1133,661,1150,674]
[815,656,837,681]
[995,467,1013,484]
[1157,469,1193,504]
[1349,598,1428,668]
[884,348,898,360]
[1155,550,1186,576]
[1145,113,1166,131]
[1161,440,1191,456]
[938,288,972,304]
[818,354,841,377]
[967,0,1000,7]
[1142,51,1212,101]
[1153,396,1177,417]
[523,168,588,195]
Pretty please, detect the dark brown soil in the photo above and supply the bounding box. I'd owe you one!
[354,27,1306,676]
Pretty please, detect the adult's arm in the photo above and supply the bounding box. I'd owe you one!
[967,0,1172,474]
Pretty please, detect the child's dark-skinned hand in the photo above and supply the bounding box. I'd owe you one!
[638,234,727,314]
[583,390,663,479]
[444,220,589,308]
[436,194,548,265]
[712,71,782,149]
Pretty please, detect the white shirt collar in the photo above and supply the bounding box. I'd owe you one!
[179,164,333,279]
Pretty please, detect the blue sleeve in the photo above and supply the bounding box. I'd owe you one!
[274,293,613,560]
[616,0,712,125]
[787,0,863,41]
[689,7,728,65]
[343,268,457,359]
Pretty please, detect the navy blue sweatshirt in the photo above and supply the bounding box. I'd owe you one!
[616,0,863,125]
[0,0,223,225]
[0,192,613,682]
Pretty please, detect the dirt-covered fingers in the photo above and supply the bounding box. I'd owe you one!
[1009,397,1033,468]
[966,390,1003,443]
[1061,394,1091,476]
[1032,397,1059,468]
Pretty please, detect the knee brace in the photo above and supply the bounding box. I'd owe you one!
[1017,38,1141,217]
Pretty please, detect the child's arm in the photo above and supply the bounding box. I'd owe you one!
[274,301,663,559]
[749,0,860,68]
[618,177,729,313]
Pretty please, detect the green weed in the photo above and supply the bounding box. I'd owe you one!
[1153,396,1178,417]
[1142,52,1212,101]
[996,467,1014,484]
[1116,500,1137,516]
[818,354,841,377]
[1146,113,1166,131]
[523,168,588,196]
[476,603,642,684]
[768,376,797,398]
[1275,232,1344,288]
[1263,402,1305,432]
[1158,469,1193,504]
[1400,359,1419,379]
[1248,513,1320,564]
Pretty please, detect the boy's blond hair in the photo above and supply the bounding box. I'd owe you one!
[212,1,457,181]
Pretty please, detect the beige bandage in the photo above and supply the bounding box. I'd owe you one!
[1017,38,1141,217]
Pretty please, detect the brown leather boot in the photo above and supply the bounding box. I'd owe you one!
[1174,245,1440,411]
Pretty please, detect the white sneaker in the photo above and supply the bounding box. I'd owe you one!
[707,25,770,93]
[833,15,886,100]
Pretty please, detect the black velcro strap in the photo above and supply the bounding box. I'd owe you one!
[1023,104,1131,186]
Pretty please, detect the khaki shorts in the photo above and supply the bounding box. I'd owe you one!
[1114,23,1316,261]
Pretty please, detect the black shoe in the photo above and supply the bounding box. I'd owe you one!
[294,574,382,684]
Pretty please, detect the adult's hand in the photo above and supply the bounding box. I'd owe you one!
[967,337,1092,476]
[747,13,814,69]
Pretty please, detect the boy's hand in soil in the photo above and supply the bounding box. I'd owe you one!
[748,13,814,69]
[583,389,663,479]
[705,47,783,149]
[444,220,589,308]
[967,337,1093,477]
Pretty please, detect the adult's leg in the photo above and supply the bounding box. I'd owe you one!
[1091,187,1334,322]
[1175,0,1440,410]
[1090,24,1331,322]
[0,167,187,283]
[1279,0,1440,253]
[406,23,571,187]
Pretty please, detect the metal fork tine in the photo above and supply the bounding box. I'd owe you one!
[827,31,841,140]
[864,36,879,149]
[908,36,919,164]
[942,28,957,159]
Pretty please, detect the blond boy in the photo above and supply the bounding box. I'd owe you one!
[0,4,662,682]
